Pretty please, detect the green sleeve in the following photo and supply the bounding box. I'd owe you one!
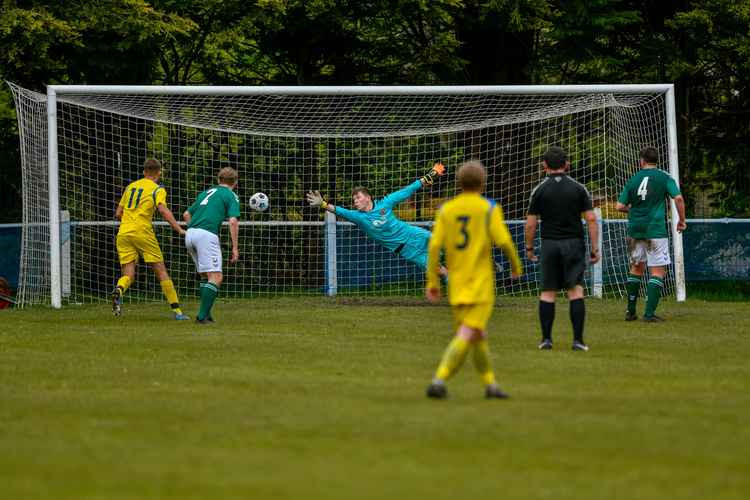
[187,193,201,215]
[617,179,631,205]
[666,176,681,197]
[227,192,241,218]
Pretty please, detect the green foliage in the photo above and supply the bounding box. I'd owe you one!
[1,0,750,221]
[665,0,750,216]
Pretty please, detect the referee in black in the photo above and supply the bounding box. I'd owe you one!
[524,146,600,351]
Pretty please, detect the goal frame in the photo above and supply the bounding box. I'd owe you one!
[44,84,685,308]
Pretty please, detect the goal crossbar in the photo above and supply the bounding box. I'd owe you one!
[48,84,675,96]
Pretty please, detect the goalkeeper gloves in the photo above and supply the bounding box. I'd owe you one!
[420,162,446,185]
[306,190,328,209]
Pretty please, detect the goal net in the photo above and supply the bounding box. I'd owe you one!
[9,83,684,307]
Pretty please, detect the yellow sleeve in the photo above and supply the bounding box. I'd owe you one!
[426,209,446,289]
[490,204,523,276]
[118,188,128,207]
[154,186,167,207]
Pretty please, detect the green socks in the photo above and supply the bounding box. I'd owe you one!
[626,274,641,314]
[198,281,219,321]
[645,277,665,318]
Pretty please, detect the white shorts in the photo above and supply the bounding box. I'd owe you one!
[629,238,671,267]
[186,228,222,273]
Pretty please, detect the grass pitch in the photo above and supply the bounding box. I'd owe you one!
[1,297,748,499]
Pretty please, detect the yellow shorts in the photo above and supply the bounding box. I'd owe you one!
[116,232,164,265]
[452,301,494,332]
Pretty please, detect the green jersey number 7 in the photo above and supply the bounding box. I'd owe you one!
[200,188,218,206]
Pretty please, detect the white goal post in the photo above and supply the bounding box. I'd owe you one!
[10,83,686,308]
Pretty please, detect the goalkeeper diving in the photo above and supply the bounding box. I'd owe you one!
[306,163,448,274]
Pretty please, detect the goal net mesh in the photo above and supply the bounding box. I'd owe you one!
[9,84,677,306]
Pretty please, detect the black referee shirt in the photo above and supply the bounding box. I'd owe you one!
[528,173,593,239]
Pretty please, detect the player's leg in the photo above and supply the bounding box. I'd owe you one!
[189,228,223,323]
[112,234,138,316]
[463,303,509,399]
[538,240,561,349]
[197,271,223,323]
[643,239,670,321]
[150,261,189,320]
[112,261,136,316]
[626,238,647,321]
[563,239,588,350]
[566,286,588,351]
[137,231,187,319]
[427,307,474,399]
[186,229,211,323]
[476,333,510,399]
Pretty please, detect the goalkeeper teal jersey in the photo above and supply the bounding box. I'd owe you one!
[187,185,241,235]
[334,180,431,269]
[618,168,680,239]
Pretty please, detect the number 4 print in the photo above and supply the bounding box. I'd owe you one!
[637,176,649,201]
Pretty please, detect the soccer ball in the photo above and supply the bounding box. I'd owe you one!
[249,192,269,212]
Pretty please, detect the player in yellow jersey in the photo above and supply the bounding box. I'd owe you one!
[111,158,189,320]
[425,161,523,399]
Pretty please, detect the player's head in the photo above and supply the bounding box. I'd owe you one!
[543,146,568,172]
[143,158,162,181]
[457,160,486,192]
[218,167,238,189]
[352,186,373,211]
[639,146,658,167]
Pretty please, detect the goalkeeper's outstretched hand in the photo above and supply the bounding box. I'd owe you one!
[306,190,325,208]
[420,162,446,185]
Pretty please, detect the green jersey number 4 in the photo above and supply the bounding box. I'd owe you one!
[637,176,650,201]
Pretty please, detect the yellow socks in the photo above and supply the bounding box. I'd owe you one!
[116,275,131,292]
[473,339,497,386]
[160,279,183,314]
[435,336,471,381]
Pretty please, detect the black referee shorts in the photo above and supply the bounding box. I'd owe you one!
[540,238,586,291]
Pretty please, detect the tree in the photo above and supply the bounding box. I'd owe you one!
[666,0,750,216]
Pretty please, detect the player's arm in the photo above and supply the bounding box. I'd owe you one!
[157,203,185,236]
[152,188,184,235]
[419,162,446,186]
[425,210,446,302]
[228,217,239,263]
[183,198,200,224]
[667,177,687,232]
[524,188,541,263]
[115,191,126,220]
[579,186,599,263]
[524,214,538,263]
[382,163,446,209]
[306,191,365,224]
[306,190,336,213]
[616,181,631,212]
[226,193,241,263]
[672,195,687,232]
[583,210,600,263]
[490,204,522,278]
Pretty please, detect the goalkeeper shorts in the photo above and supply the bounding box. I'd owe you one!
[451,301,494,332]
[116,231,164,265]
[186,228,222,273]
[629,238,670,267]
